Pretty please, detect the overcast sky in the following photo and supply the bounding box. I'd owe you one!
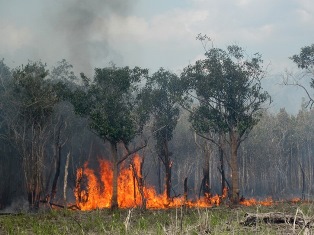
[1,0,314,113]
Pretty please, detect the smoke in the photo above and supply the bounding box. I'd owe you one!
[52,0,136,75]
[0,198,29,213]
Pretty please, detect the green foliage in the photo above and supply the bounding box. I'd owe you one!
[181,43,270,138]
[290,44,314,70]
[10,61,59,126]
[140,68,181,153]
[290,44,314,90]
[69,65,148,144]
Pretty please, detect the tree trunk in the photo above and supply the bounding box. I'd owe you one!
[158,159,162,194]
[164,140,172,199]
[63,152,70,206]
[184,177,188,201]
[50,144,62,201]
[202,142,210,196]
[131,157,146,209]
[219,136,226,195]
[230,129,240,204]
[110,142,119,209]
[27,164,42,211]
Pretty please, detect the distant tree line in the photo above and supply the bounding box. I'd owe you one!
[0,40,313,210]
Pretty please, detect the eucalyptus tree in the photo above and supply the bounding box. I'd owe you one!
[140,68,181,199]
[69,65,149,209]
[181,37,271,203]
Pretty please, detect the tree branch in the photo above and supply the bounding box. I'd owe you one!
[117,140,148,166]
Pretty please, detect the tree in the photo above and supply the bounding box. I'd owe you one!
[46,59,78,204]
[0,59,24,209]
[69,65,148,209]
[1,61,60,210]
[140,68,181,199]
[181,37,271,203]
[289,44,314,107]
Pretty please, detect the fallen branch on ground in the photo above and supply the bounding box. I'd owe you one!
[240,212,314,228]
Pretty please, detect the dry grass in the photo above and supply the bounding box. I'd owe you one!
[0,202,313,234]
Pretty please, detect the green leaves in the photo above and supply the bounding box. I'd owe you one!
[290,44,314,92]
[69,65,148,144]
[10,61,59,126]
[182,44,271,139]
[290,44,314,70]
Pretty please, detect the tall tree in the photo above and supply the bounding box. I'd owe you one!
[181,37,271,203]
[69,65,148,209]
[140,68,181,199]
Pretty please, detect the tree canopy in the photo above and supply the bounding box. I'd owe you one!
[70,65,148,145]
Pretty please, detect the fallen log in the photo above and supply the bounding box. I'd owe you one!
[240,212,313,227]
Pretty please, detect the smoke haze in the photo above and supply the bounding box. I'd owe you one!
[51,0,136,75]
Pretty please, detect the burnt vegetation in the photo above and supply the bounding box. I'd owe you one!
[0,41,314,212]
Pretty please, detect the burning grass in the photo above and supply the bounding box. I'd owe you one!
[0,202,313,234]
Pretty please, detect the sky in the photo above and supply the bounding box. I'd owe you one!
[1,0,314,113]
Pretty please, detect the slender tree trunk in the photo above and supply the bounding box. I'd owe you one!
[110,141,119,209]
[51,144,62,201]
[131,157,146,209]
[202,142,210,196]
[230,130,240,204]
[219,139,226,195]
[164,140,172,199]
[184,177,188,201]
[158,159,162,194]
[63,152,70,206]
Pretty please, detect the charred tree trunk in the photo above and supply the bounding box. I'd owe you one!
[230,129,240,204]
[219,134,226,195]
[184,177,188,201]
[138,158,146,209]
[131,156,146,209]
[203,143,210,196]
[110,141,119,209]
[163,140,172,199]
[158,159,162,194]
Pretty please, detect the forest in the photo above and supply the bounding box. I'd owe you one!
[0,41,314,211]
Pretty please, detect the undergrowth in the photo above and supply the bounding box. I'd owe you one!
[0,202,313,234]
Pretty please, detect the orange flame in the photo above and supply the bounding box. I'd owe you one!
[74,154,228,210]
[291,197,301,203]
[240,197,273,206]
[74,154,277,210]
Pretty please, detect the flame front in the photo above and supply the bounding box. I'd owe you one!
[239,197,273,206]
[74,154,275,210]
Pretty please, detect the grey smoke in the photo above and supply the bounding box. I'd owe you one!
[53,0,136,75]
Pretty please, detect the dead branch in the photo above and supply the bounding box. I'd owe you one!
[240,212,314,228]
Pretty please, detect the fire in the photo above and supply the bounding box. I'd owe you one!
[74,154,227,210]
[240,197,273,206]
[74,154,278,210]
[290,198,301,203]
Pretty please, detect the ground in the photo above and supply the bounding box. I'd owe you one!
[0,202,313,234]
